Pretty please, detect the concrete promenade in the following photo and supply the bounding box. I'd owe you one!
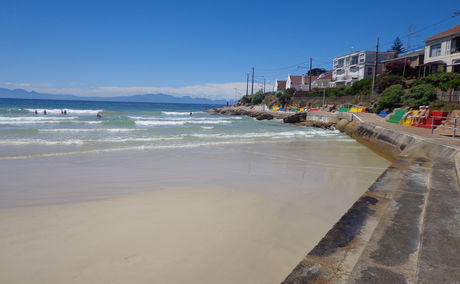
[282,111,460,284]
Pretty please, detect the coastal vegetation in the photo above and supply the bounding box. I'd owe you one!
[238,71,460,113]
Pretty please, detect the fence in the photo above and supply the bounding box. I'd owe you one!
[429,115,460,138]
[437,91,460,103]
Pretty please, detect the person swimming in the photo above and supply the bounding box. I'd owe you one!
[63,110,67,115]
[97,113,102,119]
[34,110,38,115]
[43,110,47,115]
[189,112,192,116]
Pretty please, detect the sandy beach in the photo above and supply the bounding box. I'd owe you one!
[0,139,389,284]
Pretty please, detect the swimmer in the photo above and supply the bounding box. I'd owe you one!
[190,112,192,116]
[43,110,47,115]
[97,113,102,119]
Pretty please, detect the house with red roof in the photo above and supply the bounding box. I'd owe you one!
[423,24,460,74]
[311,71,333,89]
[275,80,286,91]
[286,75,317,91]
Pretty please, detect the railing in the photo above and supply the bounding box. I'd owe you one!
[428,115,460,138]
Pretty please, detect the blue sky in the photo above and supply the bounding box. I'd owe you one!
[0,0,459,99]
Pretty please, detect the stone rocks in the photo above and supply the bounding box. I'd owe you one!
[283,112,306,123]
[255,113,274,120]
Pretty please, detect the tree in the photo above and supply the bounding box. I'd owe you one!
[390,37,405,57]
[276,90,293,106]
[401,84,437,107]
[307,68,327,76]
[376,84,404,111]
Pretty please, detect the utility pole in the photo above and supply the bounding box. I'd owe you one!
[309,58,312,92]
[322,88,326,107]
[263,78,266,93]
[251,67,254,95]
[371,37,379,96]
[246,73,249,95]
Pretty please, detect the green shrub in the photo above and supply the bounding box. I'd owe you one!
[413,73,460,88]
[440,79,460,91]
[277,92,291,106]
[376,84,404,111]
[401,84,437,107]
[347,78,372,96]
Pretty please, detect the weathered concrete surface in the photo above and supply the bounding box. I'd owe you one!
[282,118,460,284]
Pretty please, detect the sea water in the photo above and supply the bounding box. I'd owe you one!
[0,98,354,159]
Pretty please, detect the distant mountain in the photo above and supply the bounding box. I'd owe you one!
[0,88,234,105]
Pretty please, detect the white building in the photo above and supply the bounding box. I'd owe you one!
[423,25,460,74]
[285,75,317,91]
[332,50,395,86]
[311,71,333,89]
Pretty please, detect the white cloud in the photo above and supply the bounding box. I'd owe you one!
[0,82,274,100]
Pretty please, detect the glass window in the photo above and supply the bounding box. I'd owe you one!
[430,44,441,57]
[451,37,460,53]
[367,67,373,76]
[351,55,358,65]
[337,59,344,68]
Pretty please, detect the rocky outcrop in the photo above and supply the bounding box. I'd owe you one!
[255,113,274,120]
[283,112,306,123]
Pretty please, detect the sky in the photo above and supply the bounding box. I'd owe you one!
[0,0,459,100]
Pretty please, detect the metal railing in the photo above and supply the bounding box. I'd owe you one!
[428,115,460,138]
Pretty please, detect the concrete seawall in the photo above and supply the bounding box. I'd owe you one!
[283,114,460,284]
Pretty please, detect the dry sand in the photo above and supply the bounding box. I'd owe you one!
[1,186,328,284]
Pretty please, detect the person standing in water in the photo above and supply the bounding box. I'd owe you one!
[189,112,192,116]
[34,110,38,115]
[97,112,102,119]
[43,110,47,115]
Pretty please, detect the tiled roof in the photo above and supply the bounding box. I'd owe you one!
[288,75,319,86]
[288,75,303,85]
[425,25,460,41]
[276,80,286,88]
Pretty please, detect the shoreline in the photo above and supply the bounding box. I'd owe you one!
[210,106,460,283]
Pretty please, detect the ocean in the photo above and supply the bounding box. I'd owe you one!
[0,98,353,159]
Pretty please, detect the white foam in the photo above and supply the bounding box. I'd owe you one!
[161,111,203,115]
[201,126,214,129]
[135,120,232,126]
[25,109,102,115]
[0,116,77,121]
[0,139,84,145]
[39,128,139,133]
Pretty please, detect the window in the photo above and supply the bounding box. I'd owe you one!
[350,66,358,73]
[337,59,344,68]
[451,37,460,54]
[367,67,373,76]
[351,55,358,65]
[359,53,365,63]
[430,43,441,57]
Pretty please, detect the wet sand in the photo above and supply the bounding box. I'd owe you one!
[0,140,390,283]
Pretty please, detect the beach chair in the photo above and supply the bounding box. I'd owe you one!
[349,107,359,113]
[387,109,408,124]
[401,110,418,126]
[378,110,389,118]
[416,111,448,129]
[338,107,350,112]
